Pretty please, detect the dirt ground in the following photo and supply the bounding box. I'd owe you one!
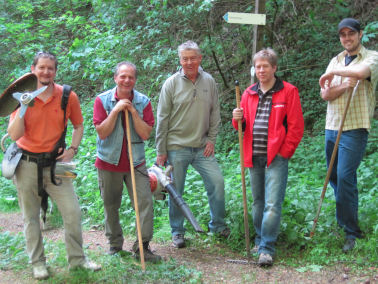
[0,212,376,284]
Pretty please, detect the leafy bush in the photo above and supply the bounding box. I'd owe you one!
[1,0,376,133]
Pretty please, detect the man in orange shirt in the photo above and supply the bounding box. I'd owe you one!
[7,52,100,280]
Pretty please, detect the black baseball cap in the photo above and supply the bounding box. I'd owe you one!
[338,18,361,33]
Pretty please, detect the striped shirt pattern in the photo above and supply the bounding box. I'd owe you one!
[252,86,274,156]
[325,46,378,131]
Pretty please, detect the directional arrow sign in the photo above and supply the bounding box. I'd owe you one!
[223,12,266,25]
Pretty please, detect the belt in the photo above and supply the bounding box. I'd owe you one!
[21,152,53,167]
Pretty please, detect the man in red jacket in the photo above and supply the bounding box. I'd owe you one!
[232,48,304,266]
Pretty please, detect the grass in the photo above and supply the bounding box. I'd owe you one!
[0,231,28,271]
[0,231,202,283]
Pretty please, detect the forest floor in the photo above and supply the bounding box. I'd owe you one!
[0,212,376,284]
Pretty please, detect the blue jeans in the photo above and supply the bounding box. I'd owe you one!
[249,155,288,256]
[325,129,368,239]
[167,147,226,235]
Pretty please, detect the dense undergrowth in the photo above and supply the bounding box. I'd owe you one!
[1,0,377,132]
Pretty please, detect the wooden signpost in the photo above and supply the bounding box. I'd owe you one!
[223,1,266,83]
[223,12,266,25]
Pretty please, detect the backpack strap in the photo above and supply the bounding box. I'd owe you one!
[49,85,72,186]
[59,84,72,149]
[61,84,72,116]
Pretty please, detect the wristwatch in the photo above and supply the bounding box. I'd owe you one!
[68,146,78,155]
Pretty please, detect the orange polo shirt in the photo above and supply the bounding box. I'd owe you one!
[10,83,83,153]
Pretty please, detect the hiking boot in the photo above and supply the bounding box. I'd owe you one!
[71,260,102,271]
[172,234,185,248]
[133,241,162,263]
[342,238,356,252]
[258,253,273,266]
[250,245,259,254]
[218,227,231,238]
[33,264,49,280]
[81,260,102,271]
[108,246,123,255]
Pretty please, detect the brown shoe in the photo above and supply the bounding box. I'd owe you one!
[342,238,356,252]
[133,241,162,263]
[108,247,122,255]
[172,234,185,248]
[218,227,231,238]
[258,253,273,266]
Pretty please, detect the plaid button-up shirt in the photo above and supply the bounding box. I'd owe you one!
[325,45,378,131]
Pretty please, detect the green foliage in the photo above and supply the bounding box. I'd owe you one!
[2,0,375,133]
[0,178,18,212]
[0,0,377,134]
[0,231,28,270]
[362,21,378,44]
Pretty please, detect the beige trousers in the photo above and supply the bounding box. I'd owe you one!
[14,159,85,267]
[97,164,154,249]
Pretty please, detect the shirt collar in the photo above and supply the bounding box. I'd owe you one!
[179,66,203,80]
[35,83,57,103]
[251,76,284,94]
[112,87,134,102]
[336,45,366,64]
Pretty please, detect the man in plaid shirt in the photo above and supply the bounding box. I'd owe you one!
[319,18,378,252]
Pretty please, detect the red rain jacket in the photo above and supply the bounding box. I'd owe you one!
[232,80,304,167]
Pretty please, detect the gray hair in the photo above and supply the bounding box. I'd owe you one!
[178,41,201,58]
[114,61,138,78]
[33,51,58,70]
[253,48,278,67]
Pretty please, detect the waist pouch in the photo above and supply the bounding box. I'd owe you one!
[1,142,23,179]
